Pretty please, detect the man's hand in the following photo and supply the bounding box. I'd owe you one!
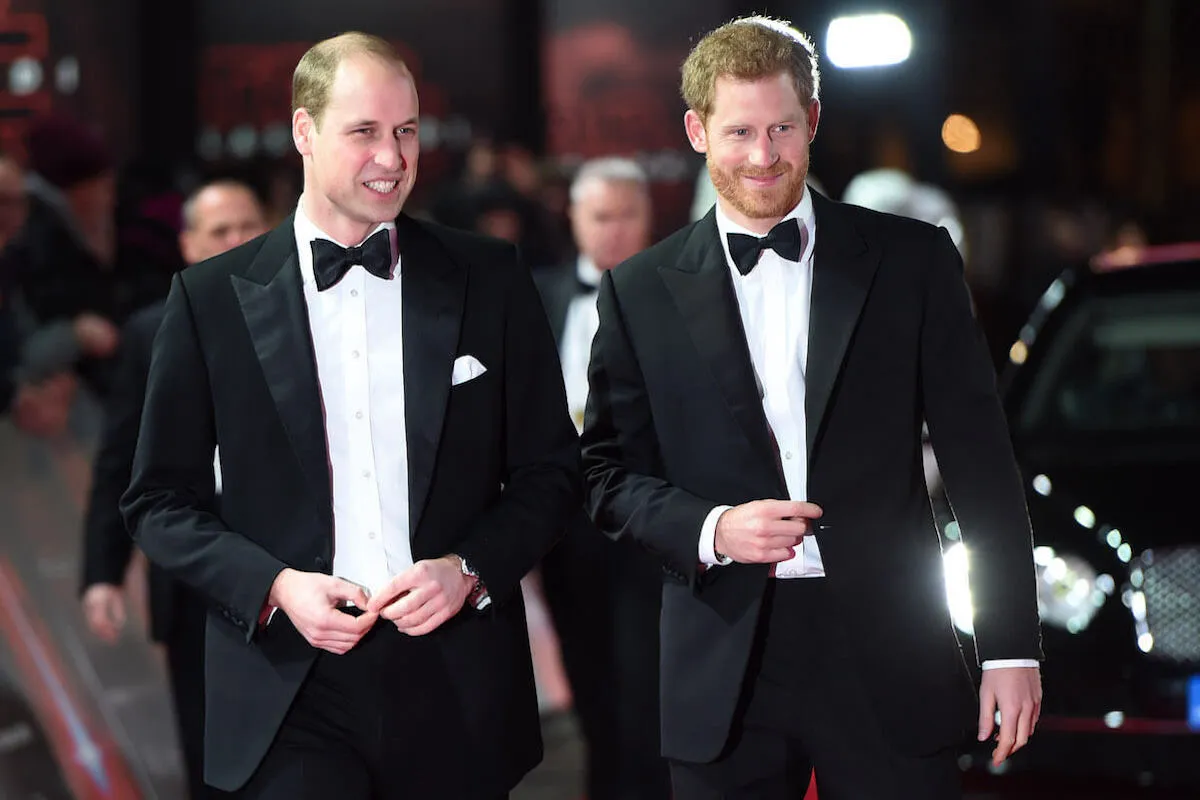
[73,313,120,358]
[13,373,76,437]
[367,556,472,636]
[81,583,127,643]
[714,500,823,564]
[267,568,377,654]
[978,666,1042,766]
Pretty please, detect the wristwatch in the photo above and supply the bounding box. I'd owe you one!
[457,555,492,610]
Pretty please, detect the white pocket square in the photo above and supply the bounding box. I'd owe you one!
[451,355,487,386]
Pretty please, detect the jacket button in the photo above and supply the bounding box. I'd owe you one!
[314,556,327,570]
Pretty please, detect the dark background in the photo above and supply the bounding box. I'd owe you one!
[1,0,1196,343]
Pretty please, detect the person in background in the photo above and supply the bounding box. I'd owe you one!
[0,153,76,436]
[536,156,670,799]
[0,286,76,437]
[80,179,269,799]
[2,114,176,396]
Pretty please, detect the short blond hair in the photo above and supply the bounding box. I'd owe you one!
[292,32,410,130]
[681,16,820,124]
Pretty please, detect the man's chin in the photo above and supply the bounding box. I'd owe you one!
[733,198,795,222]
[361,197,406,221]
[730,186,805,221]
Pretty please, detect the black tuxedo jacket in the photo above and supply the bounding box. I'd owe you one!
[122,214,580,793]
[533,261,580,347]
[581,193,1042,763]
[534,263,663,579]
[81,301,185,642]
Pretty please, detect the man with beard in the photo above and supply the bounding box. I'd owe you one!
[580,16,1042,799]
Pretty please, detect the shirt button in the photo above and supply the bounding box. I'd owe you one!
[352,350,360,359]
[362,469,371,478]
[784,451,794,460]
[350,289,359,298]
[355,410,364,420]
[368,531,376,540]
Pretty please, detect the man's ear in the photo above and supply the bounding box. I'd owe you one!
[806,99,821,143]
[178,231,196,265]
[684,109,708,154]
[293,108,315,156]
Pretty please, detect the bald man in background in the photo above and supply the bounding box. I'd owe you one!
[537,157,671,799]
[81,179,267,799]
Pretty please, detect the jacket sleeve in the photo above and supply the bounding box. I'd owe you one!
[121,274,286,643]
[920,226,1043,663]
[80,310,157,591]
[581,272,715,586]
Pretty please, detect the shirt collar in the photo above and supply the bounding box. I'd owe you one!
[714,184,816,273]
[575,255,604,290]
[293,195,399,287]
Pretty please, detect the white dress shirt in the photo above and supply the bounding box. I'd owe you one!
[560,256,603,432]
[293,200,413,598]
[698,189,824,578]
[694,189,1037,670]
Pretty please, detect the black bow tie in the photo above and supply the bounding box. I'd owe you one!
[311,229,393,292]
[727,218,808,276]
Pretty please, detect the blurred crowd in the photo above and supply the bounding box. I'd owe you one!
[0,111,1155,442]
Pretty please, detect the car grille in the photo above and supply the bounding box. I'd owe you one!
[1138,547,1200,663]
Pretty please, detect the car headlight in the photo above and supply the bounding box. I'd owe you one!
[943,543,1113,635]
[1033,546,1111,633]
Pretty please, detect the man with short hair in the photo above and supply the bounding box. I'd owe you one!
[179,180,272,265]
[80,178,268,799]
[122,32,577,799]
[582,17,1042,799]
[536,156,669,799]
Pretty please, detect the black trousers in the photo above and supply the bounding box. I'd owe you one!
[231,617,502,800]
[671,579,962,800]
[164,586,212,800]
[541,523,670,800]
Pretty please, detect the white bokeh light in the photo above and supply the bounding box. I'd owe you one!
[826,14,913,69]
[55,57,80,94]
[9,57,43,96]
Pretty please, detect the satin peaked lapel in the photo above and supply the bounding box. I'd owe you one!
[659,211,785,497]
[397,215,466,538]
[805,193,882,463]
[231,218,332,525]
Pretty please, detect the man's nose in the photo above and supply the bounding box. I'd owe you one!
[747,133,777,168]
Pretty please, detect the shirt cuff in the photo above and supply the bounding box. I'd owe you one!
[699,505,734,566]
[981,659,1040,670]
[258,605,279,629]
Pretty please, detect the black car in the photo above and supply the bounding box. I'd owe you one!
[941,244,1200,793]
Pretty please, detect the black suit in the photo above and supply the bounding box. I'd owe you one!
[534,264,669,800]
[122,214,579,796]
[582,194,1042,796]
[81,300,211,798]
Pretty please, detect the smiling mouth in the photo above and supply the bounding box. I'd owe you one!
[742,173,783,183]
[364,180,400,194]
